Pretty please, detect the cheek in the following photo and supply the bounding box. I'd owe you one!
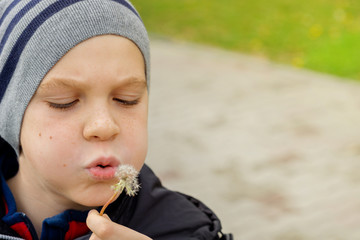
[122,112,148,171]
[131,128,148,171]
[21,110,80,166]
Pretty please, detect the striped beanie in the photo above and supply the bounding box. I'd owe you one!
[0,0,150,157]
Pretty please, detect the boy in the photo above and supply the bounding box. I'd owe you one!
[0,0,232,239]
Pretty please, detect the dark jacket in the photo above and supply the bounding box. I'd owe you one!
[0,139,233,240]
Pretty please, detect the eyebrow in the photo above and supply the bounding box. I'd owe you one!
[39,77,79,90]
[39,76,147,91]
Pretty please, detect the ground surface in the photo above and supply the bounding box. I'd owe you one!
[146,39,360,240]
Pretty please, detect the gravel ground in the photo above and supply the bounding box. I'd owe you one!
[146,39,360,240]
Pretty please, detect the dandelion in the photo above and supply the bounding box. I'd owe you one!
[99,164,140,216]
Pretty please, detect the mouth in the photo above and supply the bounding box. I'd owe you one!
[86,157,120,181]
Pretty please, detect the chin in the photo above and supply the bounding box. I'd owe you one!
[78,192,116,208]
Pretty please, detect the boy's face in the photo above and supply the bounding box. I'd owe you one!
[18,35,148,209]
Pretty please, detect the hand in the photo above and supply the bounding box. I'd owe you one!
[86,209,152,240]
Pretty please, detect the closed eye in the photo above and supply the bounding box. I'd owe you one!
[114,98,139,106]
[48,100,79,110]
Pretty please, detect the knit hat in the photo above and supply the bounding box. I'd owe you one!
[0,0,150,157]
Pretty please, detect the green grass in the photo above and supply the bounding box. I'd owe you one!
[131,0,360,80]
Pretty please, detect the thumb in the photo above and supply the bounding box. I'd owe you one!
[86,209,152,240]
[86,209,108,228]
[87,210,106,240]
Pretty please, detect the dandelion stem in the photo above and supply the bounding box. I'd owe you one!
[99,190,122,216]
[98,165,139,216]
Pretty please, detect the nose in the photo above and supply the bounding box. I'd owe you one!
[83,107,120,141]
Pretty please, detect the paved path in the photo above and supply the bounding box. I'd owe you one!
[146,39,360,240]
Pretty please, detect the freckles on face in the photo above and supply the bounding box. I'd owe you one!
[20,99,84,175]
[18,35,148,208]
[36,132,53,141]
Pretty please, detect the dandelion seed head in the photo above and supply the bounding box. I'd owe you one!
[112,164,140,196]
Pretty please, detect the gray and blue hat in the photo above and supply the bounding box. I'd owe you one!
[0,0,150,156]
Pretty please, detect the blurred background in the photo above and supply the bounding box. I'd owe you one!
[133,0,360,80]
[132,1,360,239]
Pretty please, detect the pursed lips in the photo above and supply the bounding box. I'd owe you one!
[86,156,120,180]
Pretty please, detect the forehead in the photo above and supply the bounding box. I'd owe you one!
[37,35,147,91]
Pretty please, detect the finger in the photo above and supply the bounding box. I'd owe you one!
[87,210,114,239]
[87,211,98,240]
[89,233,98,240]
[86,209,151,240]
[87,209,130,239]
[102,213,111,220]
